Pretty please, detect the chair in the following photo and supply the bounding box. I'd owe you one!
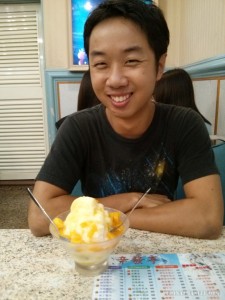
[213,140,225,215]
[71,180,83,196]
[176,136,225,225]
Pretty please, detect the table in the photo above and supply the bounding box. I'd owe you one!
[1,228,225,300]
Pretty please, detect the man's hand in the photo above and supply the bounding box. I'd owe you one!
[135,193,171,208]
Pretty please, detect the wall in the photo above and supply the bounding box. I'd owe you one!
[159,0,225,67]
[42,0,69,69]
[193,77,225,136]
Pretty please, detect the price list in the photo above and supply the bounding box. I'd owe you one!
[92,253,225,300]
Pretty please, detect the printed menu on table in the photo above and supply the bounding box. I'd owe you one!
[92,253,225,300]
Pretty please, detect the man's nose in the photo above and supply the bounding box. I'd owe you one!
[106,65,128,88]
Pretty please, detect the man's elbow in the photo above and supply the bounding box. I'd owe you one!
[198,215,223,240]
[28,215,50,237]
[29,225,49,237]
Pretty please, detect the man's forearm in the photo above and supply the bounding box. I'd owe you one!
[129,199,223,239]
[28,194,75,236]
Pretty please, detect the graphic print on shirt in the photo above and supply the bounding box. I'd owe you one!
[87,143,177,199]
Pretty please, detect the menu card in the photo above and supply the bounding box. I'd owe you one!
[92,253,225,300]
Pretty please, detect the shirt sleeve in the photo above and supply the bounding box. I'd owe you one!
[174,108,218,185]
[36,114,87,192]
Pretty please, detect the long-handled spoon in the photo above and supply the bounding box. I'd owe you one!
[110,187,151,233]
[110,157,166,233]
[27,187,60,237]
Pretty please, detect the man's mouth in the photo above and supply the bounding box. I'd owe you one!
[110,94,130,103]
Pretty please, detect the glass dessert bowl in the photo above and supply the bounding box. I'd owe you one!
[49,207,129,276]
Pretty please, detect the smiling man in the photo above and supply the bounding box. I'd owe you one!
[28,0,223,239]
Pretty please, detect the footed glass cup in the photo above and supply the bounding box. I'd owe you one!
[49,207,129,276]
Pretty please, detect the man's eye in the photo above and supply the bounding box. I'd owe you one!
[126,59,140,65]
[93,62,107,69]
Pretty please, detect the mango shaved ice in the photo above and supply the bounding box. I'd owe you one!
[53,196,123,243]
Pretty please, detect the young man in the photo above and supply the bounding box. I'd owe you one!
[28,0,223,238]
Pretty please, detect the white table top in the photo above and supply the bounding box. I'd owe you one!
[1,228,225,300]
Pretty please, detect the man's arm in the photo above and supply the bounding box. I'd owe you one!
[28,174,223,239]
[28,181,76,236]
[129,174,224,239]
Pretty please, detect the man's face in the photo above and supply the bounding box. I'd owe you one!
[89,17,165,123]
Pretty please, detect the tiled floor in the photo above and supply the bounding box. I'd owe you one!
[0,185,33,229]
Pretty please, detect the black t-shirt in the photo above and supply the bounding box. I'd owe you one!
[37,103,218,199]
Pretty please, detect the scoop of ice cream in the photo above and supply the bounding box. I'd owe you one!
[53,196,122,243]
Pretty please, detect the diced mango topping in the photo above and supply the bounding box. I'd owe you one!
[53,217,64,229]
[109,211,121,226]
[107,232,115,240]
[70,231,83,243]
[88,223,98,239]
[80,221,93,228]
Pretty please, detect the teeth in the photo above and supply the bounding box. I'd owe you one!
[111,95,129,102]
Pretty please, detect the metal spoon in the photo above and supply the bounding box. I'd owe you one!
[110,157,166,233]
[27,187,60,237]
[110,186,151,233]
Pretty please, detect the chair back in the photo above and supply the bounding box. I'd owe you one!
[71,180,83,196]
[213,141,225,207]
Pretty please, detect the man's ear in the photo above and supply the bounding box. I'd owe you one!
[156,53,167,81]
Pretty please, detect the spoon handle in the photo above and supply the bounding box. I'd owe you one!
[110,187,151,233]
[27,188,55,226]
[127,187,151,217]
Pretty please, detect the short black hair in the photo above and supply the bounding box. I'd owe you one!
[84,0,169,63]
